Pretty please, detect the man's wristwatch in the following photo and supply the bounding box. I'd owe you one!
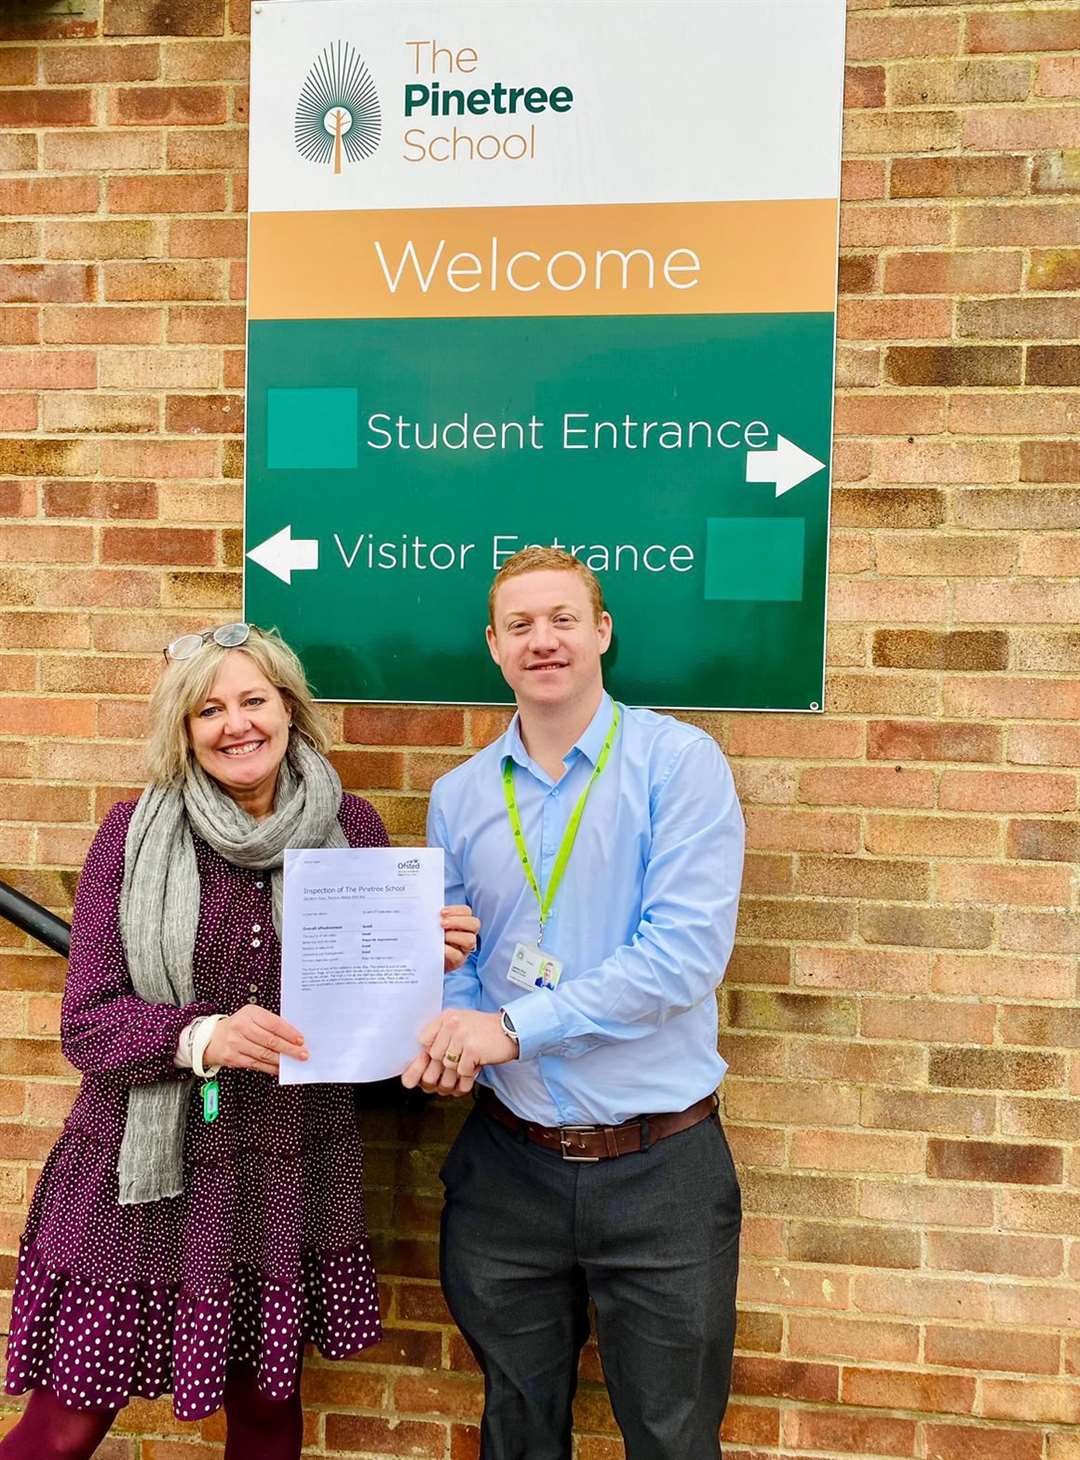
[499,1009,519,1045]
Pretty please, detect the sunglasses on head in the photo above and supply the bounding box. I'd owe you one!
[163,623,252,663]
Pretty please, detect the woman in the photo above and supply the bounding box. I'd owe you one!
[1,623,478,1459]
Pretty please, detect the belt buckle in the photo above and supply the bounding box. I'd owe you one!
[558,1125,601,1162]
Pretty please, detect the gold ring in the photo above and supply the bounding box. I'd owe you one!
[444,1051,461,1065]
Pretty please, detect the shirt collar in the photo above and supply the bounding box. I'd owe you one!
[501,692,615,775]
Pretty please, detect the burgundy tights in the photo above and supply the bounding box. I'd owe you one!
[0,1369,304,1460]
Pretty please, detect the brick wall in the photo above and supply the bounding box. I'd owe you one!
[1,0,1079,1456]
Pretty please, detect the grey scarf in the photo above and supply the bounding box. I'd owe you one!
[116,735,347,1206]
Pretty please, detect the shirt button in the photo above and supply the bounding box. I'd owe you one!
[255,881,264,890]
[252,924,261,934]
[251,937,261,948]
[249,982,259,994]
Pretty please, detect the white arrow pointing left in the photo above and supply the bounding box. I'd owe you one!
[246,525,318,585]
[746,435,827,497]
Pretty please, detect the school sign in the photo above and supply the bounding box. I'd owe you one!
[245,0,846,709]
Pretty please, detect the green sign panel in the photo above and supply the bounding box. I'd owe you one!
[245,0,845,710]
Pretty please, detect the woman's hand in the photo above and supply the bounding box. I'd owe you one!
[441,904,480,973]
[204,1005,309,1077]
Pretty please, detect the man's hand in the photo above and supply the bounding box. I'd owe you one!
[401,1009,517,1097]
[441,904,481,973]
[204,1004,309,1076]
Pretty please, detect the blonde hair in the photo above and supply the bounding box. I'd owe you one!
[488,546,606,626]
[145,626,329,785]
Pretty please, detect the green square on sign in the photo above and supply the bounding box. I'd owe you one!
[704,517,805,602]
[267,387,358,469]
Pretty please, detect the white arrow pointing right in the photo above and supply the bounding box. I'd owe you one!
[746,435,827,497]
[246,525,319,585]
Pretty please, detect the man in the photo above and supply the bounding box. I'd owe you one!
[403,546,744,1460]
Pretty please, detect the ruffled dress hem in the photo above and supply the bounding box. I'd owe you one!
[5,1237,382,1419]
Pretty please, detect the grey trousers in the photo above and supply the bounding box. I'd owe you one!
[440,1104,742,1460]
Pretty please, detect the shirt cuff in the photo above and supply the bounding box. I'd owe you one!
[502,991,564,1061]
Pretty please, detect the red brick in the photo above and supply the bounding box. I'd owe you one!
[845,65,885,109]
[841,1368,976,1417]
[893,58,1033,107]
[43,42,160,83]
[980,1379,1080,1425]
[1008,819,1080,863]
[166,127,247,170]
[834,393,944,436]
[883,249,1021,294]
[0,350,95,390]
[928,1139,1063,1187]
[962,296,1080,339]
[0,48,36,85]
[168,305,245,345]
[925,1422,1042,1460]
[0,435,99,475]
[101,527,216,567]
[0,264,94,305]
[967,11,1080,54]
[937,861,1071,907]
[42,304,163,345]
[964,107,1080,152]
[846,13,960,61]
[0,308,40,346]
[845,111,959,156]
[107,173,227,214]
[927,1230,1063,1281]
[1038,55,1080,99]
[104,261,226,302]
[0,88,92,127]
[342,706,466,747]
[839,296,951,340]
[891,154,1028,199]
[930,1047,1062,1093]
[800,765,935,809]
[0,395,36,430]
[876,440,1017,485]
[932,953,1072,1001]
[44,130,161,173]
[732,1357,839,1404]
[112,85,227,126]
[43,480,156,520]
[161,38,248,81]
[925,1326,1060,1377]
[104,1,226,37]
[1009,724,1080,768]
[1027,346,1080,386]
[789,1221,920,1272]
[872,632,1008,673]
[999,1005,1080,1051]
[164,394,243,434]
[859,905,993,952]
[168,218,247,260]
[1021,442,1080,483]
[944,679,1080,725]
[1033,151,1080,195]
[885,345,1021,387]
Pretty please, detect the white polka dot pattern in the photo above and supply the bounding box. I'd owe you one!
[5,795,388,1420]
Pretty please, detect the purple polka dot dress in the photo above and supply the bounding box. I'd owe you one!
[5,795,386,1419]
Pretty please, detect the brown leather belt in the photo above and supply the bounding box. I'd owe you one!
[475,1086,717,1162]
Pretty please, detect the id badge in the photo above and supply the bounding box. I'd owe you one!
[507,942,564,992]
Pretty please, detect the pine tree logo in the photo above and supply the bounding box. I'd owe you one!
[295,41,381,173]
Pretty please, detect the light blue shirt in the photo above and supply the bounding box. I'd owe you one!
[426,692,745,1126]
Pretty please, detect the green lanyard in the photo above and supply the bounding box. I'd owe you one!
[501,704,621,946]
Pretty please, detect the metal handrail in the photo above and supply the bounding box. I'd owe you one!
[0,879,70,958]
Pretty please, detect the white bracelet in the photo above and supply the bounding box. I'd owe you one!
[192,1014,227,1079]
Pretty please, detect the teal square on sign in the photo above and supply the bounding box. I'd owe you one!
[704,517,805,602]
[267,387,358,469]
